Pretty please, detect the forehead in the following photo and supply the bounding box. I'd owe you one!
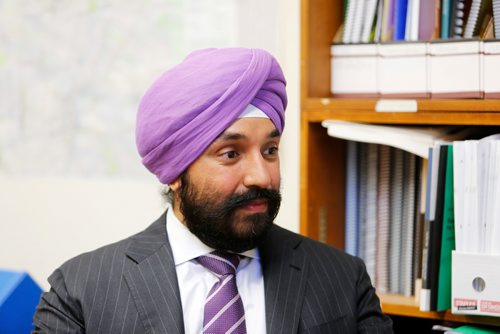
[214,118,280,142]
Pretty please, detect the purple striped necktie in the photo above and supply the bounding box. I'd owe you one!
[196,251,247,334]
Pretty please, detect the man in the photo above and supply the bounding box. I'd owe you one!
[33,48,393,333]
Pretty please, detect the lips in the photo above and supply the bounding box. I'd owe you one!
[239,199,268,213]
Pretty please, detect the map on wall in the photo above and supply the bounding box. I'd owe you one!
[0,0,237,179]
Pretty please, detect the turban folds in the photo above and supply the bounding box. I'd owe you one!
[136,48,287,184]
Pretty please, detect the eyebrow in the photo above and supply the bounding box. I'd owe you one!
[216,129,281,142]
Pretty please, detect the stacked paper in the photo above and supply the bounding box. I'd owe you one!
[321,120,469,158]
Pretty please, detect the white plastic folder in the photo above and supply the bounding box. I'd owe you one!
[452,252,500,317]
[452,135,500,317]
[453,135,500,255]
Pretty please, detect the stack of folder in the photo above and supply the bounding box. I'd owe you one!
[323,121,500,316]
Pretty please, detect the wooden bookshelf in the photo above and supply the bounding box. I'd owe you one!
[299,0,500,328]
[380,293,500,327]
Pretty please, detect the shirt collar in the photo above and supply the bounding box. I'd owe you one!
[165,204,259,266]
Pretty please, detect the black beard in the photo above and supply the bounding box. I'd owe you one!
[177,173,281,253]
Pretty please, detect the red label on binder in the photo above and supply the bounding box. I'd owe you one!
[454,298,478,310]
[481,301,500,314]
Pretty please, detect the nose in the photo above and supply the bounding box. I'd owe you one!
[242,153,272,189]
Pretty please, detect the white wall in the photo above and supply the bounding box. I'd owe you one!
[0,175,164,290]
[0,0,300,290]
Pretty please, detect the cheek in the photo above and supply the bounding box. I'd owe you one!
[270,163,281,189]
[201,167,241,195]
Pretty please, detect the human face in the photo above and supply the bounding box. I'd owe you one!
[171,118,282,252]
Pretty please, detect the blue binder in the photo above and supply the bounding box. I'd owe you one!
[0,270,42,334]
[393,0,409,40]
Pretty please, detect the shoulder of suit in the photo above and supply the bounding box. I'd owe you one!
[55,212,166,274]
[269,224,362,265]
[47,213,167,303]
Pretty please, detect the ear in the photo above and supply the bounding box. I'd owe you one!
[169,177,182,192]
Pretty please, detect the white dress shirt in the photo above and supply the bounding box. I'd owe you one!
[166,206,266,334]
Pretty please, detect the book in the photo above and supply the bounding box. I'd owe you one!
[474,0,493,36]
[345,141,360,257]
[419,0,440,40]
[374,0,386,41]
[376,144,392,293]
[450,0,469,37]
[406,0,421,40]
[401,152,418,296]
[429,144,449,310]
[389,147,405,294]
[394,0,409,40]
[358,143,369,259]
[436,146,455,311]
[413,159,426,291]
[420,147,434,311]
[479,12,495,38]
[381,0,396,41]
[464,0,487,38]
[441,0,453,38]
[352,0,366,42]
[362,0,380,42]
[433,0,443,38]
[343,0,358,43]
[365,143,379,283]
[494,0,500,37]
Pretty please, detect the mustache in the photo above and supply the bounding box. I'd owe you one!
[222,187,281,211]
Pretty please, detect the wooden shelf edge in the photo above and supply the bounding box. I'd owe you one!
[303,97,500,112]
[380,293,500,327]
[301,108,500,125]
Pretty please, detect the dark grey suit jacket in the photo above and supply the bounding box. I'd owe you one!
[33,212,393,333]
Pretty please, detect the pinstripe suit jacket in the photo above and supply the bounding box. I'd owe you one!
[33,212,393,333]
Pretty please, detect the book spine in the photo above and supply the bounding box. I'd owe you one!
[390,147,405,294]
[394,0,409,40]
[436,146,456,311]
[376,145,392,293]
[429,144,449,311]
[441,0,453,38]
[420,147,433,311]
[345,141,360,257]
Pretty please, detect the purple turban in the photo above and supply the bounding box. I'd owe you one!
[136,48,287,184]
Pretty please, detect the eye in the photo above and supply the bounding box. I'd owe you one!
[264,146,279,156]
[221,150,239,159]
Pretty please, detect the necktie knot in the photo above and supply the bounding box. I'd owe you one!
[196,251,241,276]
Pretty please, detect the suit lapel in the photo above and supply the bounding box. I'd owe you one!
[260,225,309,333]
[123,212,185,334]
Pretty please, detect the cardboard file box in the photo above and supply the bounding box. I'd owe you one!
[452,252,500,317]
[331,43,378,98]
[429,40,482,98]
[483,40,500,99]
[378,42,428,98]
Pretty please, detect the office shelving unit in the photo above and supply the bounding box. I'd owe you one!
[299,0,500,328]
